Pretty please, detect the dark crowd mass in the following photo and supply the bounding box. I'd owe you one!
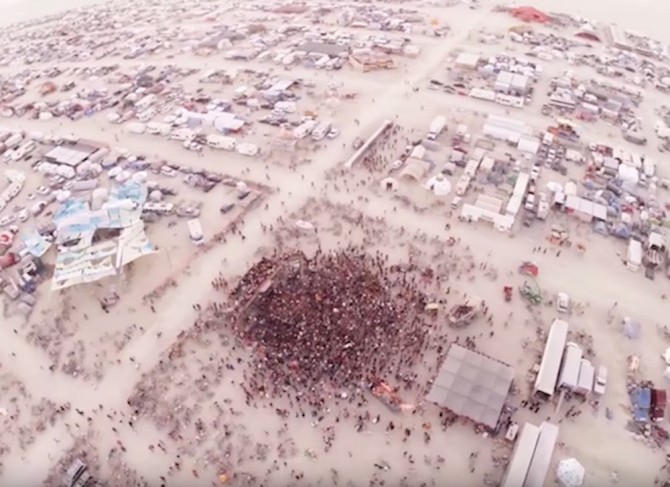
[229,248,431,402]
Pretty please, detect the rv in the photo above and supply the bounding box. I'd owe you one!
[427,115,446,140]
[206,134,237,151]
[146,122,172,136]
[169,128,195,141]
[143,202,175,215]
[311,121,332,141]
[293,120,318,139]
[4,133,23,150]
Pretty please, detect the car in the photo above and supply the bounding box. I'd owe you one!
[220,203,235,214]
[556,292,570,313]
[326,128,340,139]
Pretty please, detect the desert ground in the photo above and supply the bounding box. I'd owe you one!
[1,0,670,486]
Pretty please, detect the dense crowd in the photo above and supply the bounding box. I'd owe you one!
[231,249,430,398]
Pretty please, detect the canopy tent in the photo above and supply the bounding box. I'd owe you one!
[557,458,585,487]
[622,317,640,340]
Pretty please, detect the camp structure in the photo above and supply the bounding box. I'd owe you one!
[501,422,541,487]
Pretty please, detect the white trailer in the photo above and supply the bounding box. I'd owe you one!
[427,115,446,140]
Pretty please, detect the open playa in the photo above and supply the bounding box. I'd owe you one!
[1,0,670,486]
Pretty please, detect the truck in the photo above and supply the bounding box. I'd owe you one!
[427,115,446,140]
[593,365,607,395]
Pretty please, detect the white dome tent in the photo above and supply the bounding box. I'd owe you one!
[556,458,585,487]
[425,175,452,197]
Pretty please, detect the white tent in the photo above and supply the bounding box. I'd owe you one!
[557,458,585,487]
[425,175,452,196]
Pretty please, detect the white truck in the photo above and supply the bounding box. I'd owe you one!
[427,115,446,140]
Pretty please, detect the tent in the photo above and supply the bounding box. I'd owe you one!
[509,6,550,23]
[663,348,670,366]
[425,175,452,196]
[557,458,585,487]
[622,318,640,339]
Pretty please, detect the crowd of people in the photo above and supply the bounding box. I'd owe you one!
[230,249,432,402]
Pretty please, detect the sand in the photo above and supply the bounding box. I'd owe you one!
[0,0,669,486]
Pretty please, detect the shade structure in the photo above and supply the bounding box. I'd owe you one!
[557,458,585,487]
[425,344,513,429]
